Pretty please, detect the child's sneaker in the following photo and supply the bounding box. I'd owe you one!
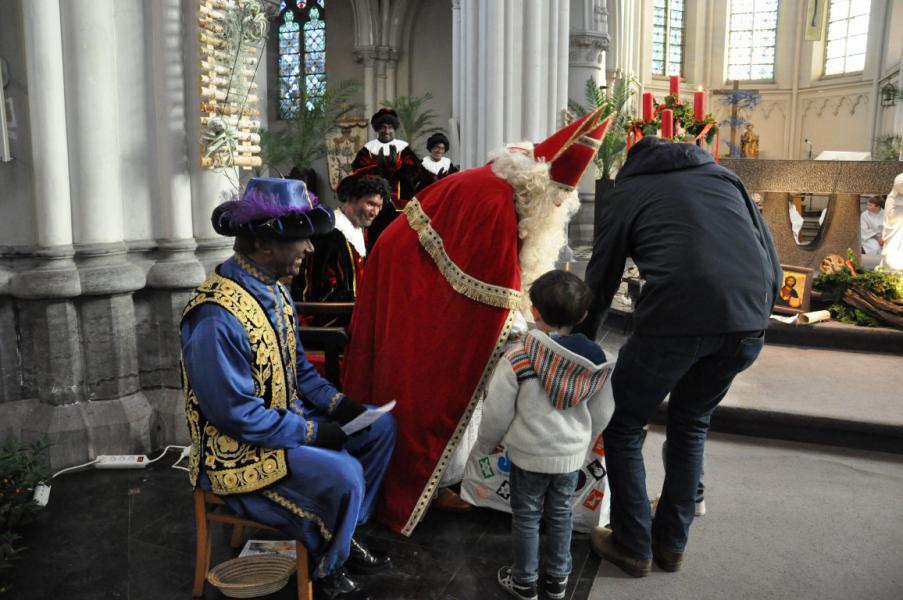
[497,566,538,600]
[543,574,568,600]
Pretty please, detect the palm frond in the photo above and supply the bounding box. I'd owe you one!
[383,93,446,149]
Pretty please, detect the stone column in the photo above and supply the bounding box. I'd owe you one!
[8,0,84,434]
[568,0,611,247]
[141,0,205,447]
[453,0,571,168]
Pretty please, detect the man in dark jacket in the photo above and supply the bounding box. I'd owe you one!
[579,137,781,577]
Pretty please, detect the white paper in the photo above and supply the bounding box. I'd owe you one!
[239,539,296,558]
[769,313,799,324]
[341,400,396,435]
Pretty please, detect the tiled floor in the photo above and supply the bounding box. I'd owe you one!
[8,459,601,600]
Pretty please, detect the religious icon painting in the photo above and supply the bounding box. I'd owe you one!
[774,264,814,315]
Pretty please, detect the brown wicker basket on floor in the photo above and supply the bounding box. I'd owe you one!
[207,554,296,598]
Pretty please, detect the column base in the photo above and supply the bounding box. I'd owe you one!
[10,246,82,299]
[195,237,233,274]
[76,242,146,295]
[146,239,206,289]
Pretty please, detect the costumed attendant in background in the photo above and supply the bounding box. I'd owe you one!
[292,169,390,327]
[880,173,903,270]
[181,177,396,600]
[860,197,884,256]
[343,108,612,536]
[415,132,459,192]
[351,108,419,252]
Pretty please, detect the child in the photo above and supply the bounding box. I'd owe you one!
[476,270,613,600]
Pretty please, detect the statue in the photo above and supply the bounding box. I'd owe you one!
[741,123,759,159]
[879,173,903,271]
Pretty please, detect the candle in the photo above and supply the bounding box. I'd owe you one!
[661,109,674,139]
[694,87,705,121]
[642,92,654,122]
[669,75,680,98]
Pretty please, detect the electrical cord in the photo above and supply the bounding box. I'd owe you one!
[147,445,192,472]
[50,459,99,479]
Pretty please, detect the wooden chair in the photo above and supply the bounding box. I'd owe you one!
[295,302,354,388]
[192,489,312,600]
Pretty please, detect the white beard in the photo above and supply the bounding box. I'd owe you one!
[489,143,581,311]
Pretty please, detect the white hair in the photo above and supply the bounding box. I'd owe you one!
[489,142,581,309]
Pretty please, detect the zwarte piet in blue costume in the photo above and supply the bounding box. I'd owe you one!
[181,177,396,600]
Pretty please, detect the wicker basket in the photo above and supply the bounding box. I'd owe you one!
[207,554,296,598]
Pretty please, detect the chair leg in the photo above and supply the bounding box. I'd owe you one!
[192,492,210,598]
[229,524,244,549]
[296,542,312,600]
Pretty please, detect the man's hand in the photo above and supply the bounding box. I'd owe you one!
[332,397,367,426]
[312,422,347,450]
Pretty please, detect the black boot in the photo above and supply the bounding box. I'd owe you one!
[314,567,370,600]
[347,537,392,574]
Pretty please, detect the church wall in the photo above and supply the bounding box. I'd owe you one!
[0,0,37,251]
[631,0,891,160]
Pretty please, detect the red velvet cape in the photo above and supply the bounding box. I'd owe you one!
[343,164,522,535]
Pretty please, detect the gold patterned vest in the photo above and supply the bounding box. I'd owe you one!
[181,271,295,495]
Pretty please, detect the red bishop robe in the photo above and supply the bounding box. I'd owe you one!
[342,164,523,535]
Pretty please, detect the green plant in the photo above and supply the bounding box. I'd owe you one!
[381,93,446,150]
[1,439,50,594]
[568,77,634,180]
[260,79,363,174]
[814,266,903,327]
[874,134,902,161]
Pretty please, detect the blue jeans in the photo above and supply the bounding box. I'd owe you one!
[605,331,764,560]
[510,465,579,583]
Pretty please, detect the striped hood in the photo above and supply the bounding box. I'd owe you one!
[506,330,609,410]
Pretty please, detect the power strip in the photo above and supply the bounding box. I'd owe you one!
[95,454,149,469]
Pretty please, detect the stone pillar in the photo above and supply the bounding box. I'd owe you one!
[568,0,611,246]
[453,0,571,168]
[143,0,205,447]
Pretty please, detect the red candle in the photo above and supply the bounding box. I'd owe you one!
[669,75,680,97]
[661,109,674,139]
[642,92,654,122]
[694,88,705,121]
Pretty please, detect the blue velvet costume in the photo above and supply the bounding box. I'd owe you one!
[180,255,396,578]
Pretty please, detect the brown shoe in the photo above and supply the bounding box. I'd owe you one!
[433,488,473,512]
[652,543,683,572]
[589,527,651,578]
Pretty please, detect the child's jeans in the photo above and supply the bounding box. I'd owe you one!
[510,464,579,583]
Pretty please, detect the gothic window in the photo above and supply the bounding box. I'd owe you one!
[824,0,870,76]
[277,0,326,119]
[651,0,685,77]
[727,0,779,81]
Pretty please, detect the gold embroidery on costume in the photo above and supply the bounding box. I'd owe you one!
[400,308,518,536]
[182,272,289,495]
[404,198,522,310]
[263,489,332,541]
[235,253,276,284]
[304,421,316,444]
[327,392,344,415]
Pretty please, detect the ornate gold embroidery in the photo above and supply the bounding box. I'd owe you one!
[262,490,332,542]
[304,421,316,444]
[400,308,518,536]
[404,198,522,310]
[327,392,344,415]
[182,272,289,495]
[235,253,276,284]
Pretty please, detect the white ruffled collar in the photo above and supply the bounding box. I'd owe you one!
[333,208,366,257]
[421,156,451,175]
[363,138,409,156]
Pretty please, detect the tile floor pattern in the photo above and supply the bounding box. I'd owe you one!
[9,460,601,600]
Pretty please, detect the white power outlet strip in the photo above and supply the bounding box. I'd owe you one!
[95,454,149,469]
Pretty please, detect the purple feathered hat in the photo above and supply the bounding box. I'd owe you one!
[211,177,335,239]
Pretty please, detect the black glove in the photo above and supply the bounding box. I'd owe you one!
[312,421,347,450]
[332,397,367,426]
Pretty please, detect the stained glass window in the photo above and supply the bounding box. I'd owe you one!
[651,0,685,77]
[727,0,779,81]
[824,0,870,76]
[277,0,326,119]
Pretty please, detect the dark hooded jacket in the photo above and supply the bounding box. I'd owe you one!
[579,137,781,337]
